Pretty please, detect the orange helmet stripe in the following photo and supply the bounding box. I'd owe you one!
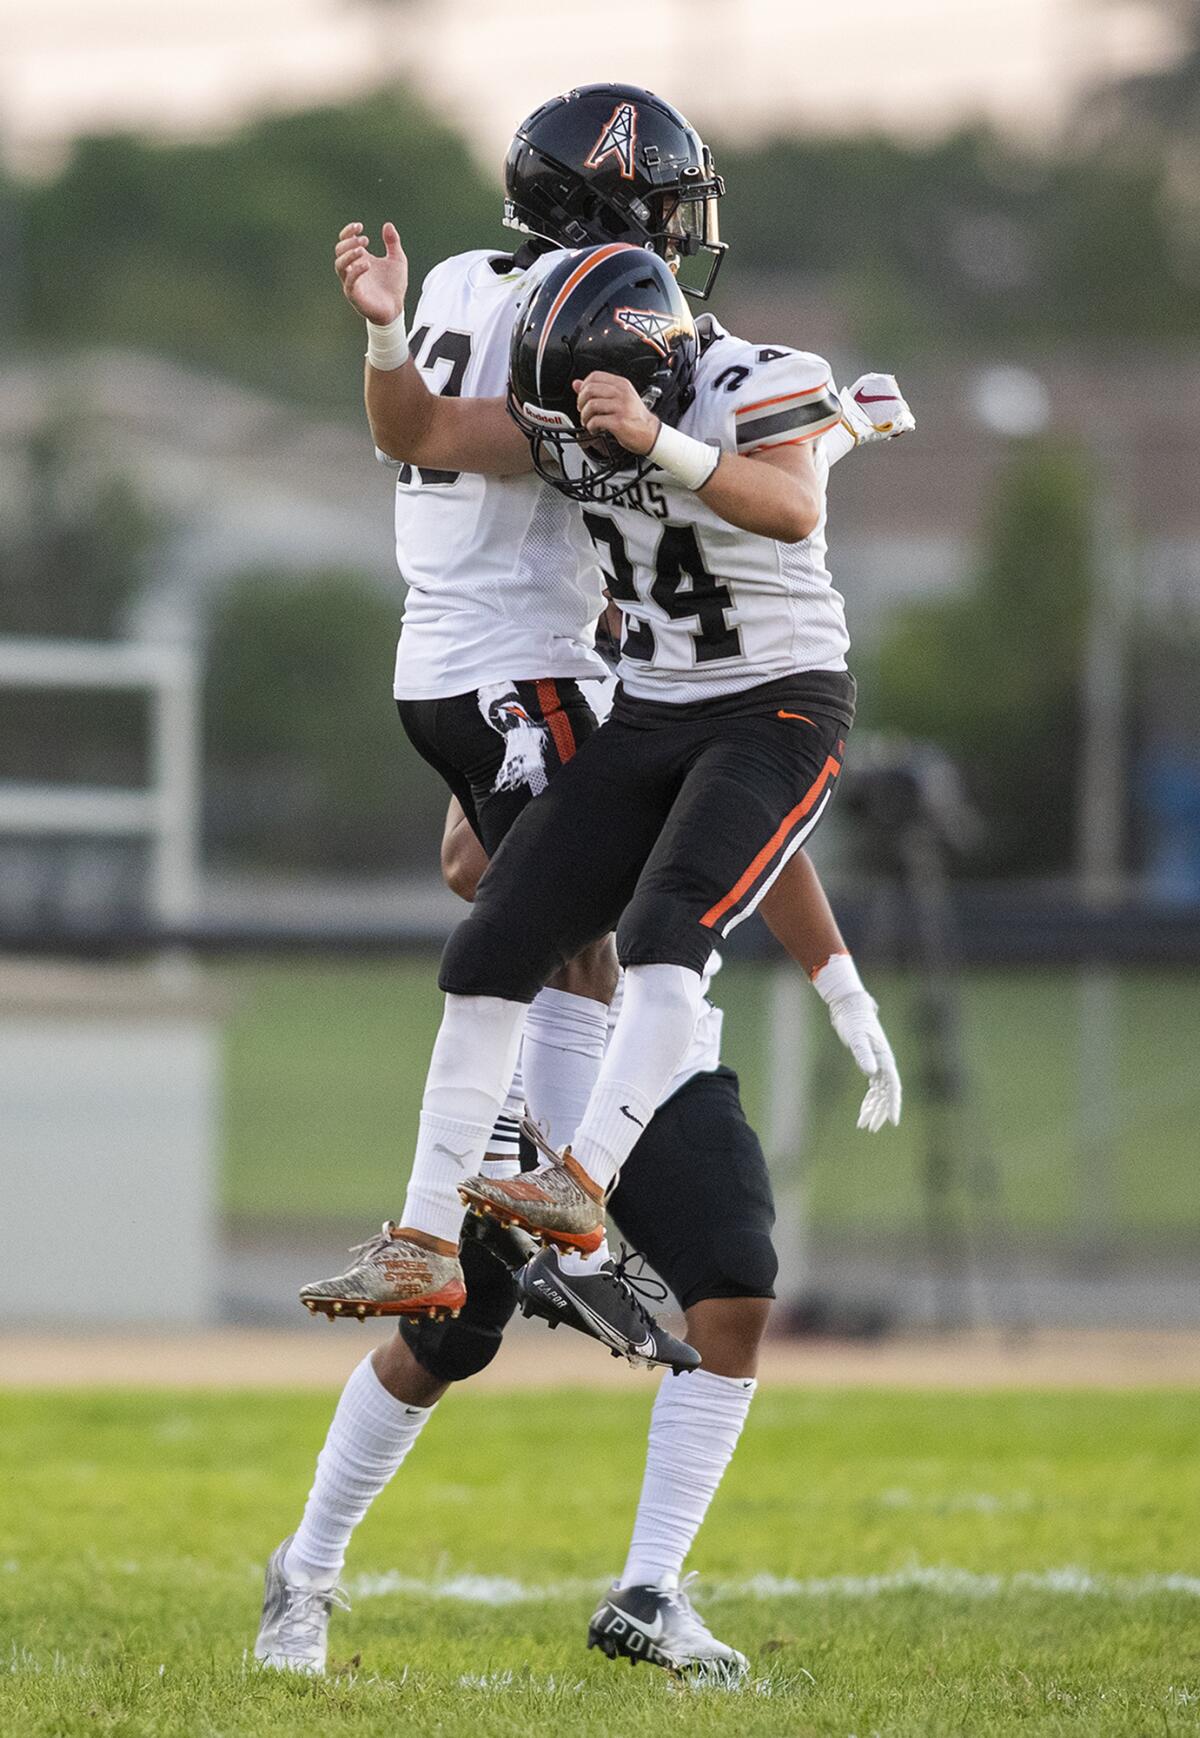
[535,243,636,395]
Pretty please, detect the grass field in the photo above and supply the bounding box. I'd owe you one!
[219,955,1200,1235]
[2,1386,1198,1736]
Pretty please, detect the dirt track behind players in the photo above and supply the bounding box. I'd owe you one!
[4,1328,1200,1390]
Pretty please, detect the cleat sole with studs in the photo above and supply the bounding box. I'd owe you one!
[457,1190,604,1256]
[299,1280,467,1323]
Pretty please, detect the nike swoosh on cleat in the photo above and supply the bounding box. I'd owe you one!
[619,1105,645,1128]
[561,1287,653,1360]
[855,391,895,403]
[777,710,814,723]
[610,1607,665,1642]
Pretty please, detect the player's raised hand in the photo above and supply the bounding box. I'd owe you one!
[841,373,916,445]
[334,220,409,326]
[574,373,659,455]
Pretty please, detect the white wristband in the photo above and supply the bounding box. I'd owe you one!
[648,420,721,491]
[365,313,409,371]
[812,952,867,1005]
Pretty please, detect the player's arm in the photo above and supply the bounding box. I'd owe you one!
[759,851,902,1132]
[575,372,831,542]
[335,221,531,476]
[441,797,488,902]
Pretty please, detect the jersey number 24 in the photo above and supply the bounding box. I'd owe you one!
[583,512,743,665]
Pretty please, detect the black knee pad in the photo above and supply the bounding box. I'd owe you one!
[438,911,549,1003]
[616,891,714,976]
[397,1215,520,1383]
[608,1066,778,1312]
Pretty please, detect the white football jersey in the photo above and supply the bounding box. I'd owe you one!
[389,249,608,700]
[579,319,850,702]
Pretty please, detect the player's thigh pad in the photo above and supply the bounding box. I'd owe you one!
[608,1067,778,1310]
[469,679,600,858]
[397,1215,519,1382]
[398,681,599,859]
[617,710,845,974]
[439,722,672,1003]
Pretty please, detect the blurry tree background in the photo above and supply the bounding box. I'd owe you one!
[1,37,1197,882]
[867,441,1094,879]
[10,94,500,411]
[204,569,447,871]
[5,91,1199,409]
[0,420,159,790]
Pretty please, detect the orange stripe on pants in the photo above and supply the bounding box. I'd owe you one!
[535,679,577,766]
[700,754,841,930]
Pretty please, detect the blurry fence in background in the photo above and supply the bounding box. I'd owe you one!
[0,636,201,935]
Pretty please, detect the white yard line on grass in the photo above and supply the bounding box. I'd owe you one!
[345,1566,1200,1604]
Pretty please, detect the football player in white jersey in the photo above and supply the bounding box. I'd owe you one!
[302,231,911,1363]
[306,81,897,1338]
[301,87,736,1334]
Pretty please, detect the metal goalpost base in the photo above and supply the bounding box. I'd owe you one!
[0,637,201,932]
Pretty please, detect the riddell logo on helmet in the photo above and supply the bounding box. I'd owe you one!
[584,102,638,180]
[614,306,678,358]
[521,402,575,429]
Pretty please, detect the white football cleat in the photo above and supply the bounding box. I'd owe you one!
[254,1535,349,1675]
[588,1572,748,1682]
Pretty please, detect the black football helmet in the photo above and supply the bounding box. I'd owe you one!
[504,83,726,300]
[508,244,698,502]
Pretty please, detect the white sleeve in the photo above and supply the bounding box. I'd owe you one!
[731,350,842,454]
[821,413,857,468]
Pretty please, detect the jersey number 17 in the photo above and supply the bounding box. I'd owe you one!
[397,327,473,489]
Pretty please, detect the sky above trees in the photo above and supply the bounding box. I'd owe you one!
[0,0,1182,173]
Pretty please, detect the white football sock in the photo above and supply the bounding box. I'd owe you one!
[480,1054,525,1180]
[286,1354,435,1585]
[571,963,704,1194]
[620,1367,756,1591]
[401,993,525,1243]
[558,1244,610,1276]
[566,977,623,1268]
[521,986,609,1151]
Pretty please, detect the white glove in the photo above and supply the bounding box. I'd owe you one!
[841,372,915,444]
[813,954,902,1132]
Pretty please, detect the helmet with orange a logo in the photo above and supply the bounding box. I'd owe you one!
[503,83,726,300]
[507,244,698,500]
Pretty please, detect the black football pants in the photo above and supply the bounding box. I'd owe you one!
[439,671,854,1000]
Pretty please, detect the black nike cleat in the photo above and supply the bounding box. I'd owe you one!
[587,1576,748,1682]
[517,1246,700,1373]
